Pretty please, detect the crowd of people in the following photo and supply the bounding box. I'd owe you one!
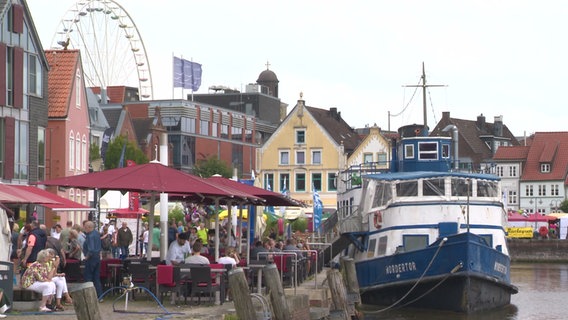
[10,218,103,313]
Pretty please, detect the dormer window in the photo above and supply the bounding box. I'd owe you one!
[541,163,551,173]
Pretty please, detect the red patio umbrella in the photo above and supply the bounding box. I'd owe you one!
[206,176,304,207]
[0,184,64,205]
[36,162,244,199]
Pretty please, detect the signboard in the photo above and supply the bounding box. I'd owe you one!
[506,227,534,239]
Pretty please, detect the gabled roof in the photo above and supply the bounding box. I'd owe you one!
[522,132,568,181]
[132,118,154,144]
[45,50,80,118]
[493,146,530,160]
[305,106,360,155]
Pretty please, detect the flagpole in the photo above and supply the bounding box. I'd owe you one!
[172,52,175,100]
[190,57,194,102]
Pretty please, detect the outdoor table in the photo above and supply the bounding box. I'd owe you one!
[248,264,266,294]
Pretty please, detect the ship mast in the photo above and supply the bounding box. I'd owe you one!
[404,62,446,129]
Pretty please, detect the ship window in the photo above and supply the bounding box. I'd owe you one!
[423,178,445,196]
[477,180,498,197]
[479,234,493,247]
[372,182,392,207]
[418,142,438,160]
[404,144,414,159]
[403,235,428,252]
[396,181,418,197]
[442,144,450,158]
[367,238,377,258]
[451,178,472,197]
[377,236,387,256]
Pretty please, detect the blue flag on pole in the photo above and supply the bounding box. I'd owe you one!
[118,141,127,168]
[313,184,323,232]
[173,56,202,91]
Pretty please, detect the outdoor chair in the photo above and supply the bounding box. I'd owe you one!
[188,265,220,305]
[126,262,155,299]
[156,265,182,304]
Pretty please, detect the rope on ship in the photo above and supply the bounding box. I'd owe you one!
[358,237,462,315]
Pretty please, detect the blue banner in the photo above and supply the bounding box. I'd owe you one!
[173,56,202,91]
[313,185,323,232]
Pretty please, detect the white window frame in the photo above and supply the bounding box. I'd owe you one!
[279,150,290,165]
[296,150,305,165]
[295,129,306,144]
[311,149,322,165]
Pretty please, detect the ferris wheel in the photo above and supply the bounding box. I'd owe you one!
[51,0,153,100]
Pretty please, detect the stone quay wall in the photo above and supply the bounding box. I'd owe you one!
[507,239,568,263]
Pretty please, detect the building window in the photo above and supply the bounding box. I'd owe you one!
[231,127,242,141]
[76,133,81,171]
[279,151,289,165]
[525,185,533,196]
[295,173,306,192]
[541,163,551,173]
[295,129,305,144]
[551,184,559,196]
[507,190,517,205]
[496,166,504,177]
[14,120,28,180]
[538,184,547,196]
[220,124,228,139]
[363,153,373,163]
[404,144,414,159]
[82,135,87,171]
[7,46,14,106]
[312,150,322,165]
[312,173,322,191]
[69,131,75,170]
[37,127,45,181]
[200,120,209,135]
[264,173,274,191]
[296,151,305,165]
[418,142,438,160]
[377,153,387,166]
[327,172,337,191]
[0,119,4,177]
[28,54,41,96]
[211,122,218,137]
[279,173,289,193]
[509,166,517,177]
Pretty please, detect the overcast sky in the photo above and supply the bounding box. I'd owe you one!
[27,0,568,137]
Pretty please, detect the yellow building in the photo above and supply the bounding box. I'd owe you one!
[256,96,361,210]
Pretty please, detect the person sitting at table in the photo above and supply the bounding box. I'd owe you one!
[65,230,82,261]
[184,240,210,265]
[218,247,239,268]
[46,248,73,310]
[165,232,191,266]
[21,249,56,312]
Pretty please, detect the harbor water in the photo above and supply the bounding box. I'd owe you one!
[361,262,567,320]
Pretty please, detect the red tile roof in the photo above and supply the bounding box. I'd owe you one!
[45,50,80,118]
[522,132,568,181]
[493,146,530,160]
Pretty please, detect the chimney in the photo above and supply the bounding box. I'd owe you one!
[442,111,450,119]
[477,114,486,129]
[330,107,340,120]
[493,115,503,137]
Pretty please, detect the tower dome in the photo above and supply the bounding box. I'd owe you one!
[256,62,279,97]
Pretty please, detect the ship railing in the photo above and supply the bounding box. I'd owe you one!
[338,161,389,193]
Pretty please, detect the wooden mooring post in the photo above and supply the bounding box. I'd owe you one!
[228,268,257,320]
[69,282,101,320]
[341,257,362,318]
[327,269,350,320]
[264,263,291,320]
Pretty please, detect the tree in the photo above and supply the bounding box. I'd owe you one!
[192,156,232,178]
[89,142,101,161]
[559,200,568,213]
[103,135,148,169]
